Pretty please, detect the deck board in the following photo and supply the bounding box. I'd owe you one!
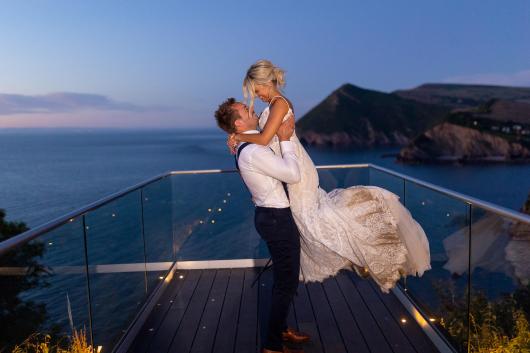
[167,269,216,352]
[257,269,272,351]
[128,268,440,353]
[352,273,417,353]
[210,269,245,353]
[147,269,202,353]
[292,282,326,353]
[306,282,348,353]
[321,278,370,353]
[189,269,231,353]
[368,280,439,353]
[127,269,189,353]
[233,268,260,353]
[335,272,394,353]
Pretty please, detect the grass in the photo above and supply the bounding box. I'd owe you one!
[11,328,95,353]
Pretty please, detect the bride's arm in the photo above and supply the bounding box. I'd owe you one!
[235,99,290,146]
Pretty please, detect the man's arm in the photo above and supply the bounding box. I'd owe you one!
[250,116,300,184]
[250,143,300,184]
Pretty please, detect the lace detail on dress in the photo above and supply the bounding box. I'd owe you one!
[259,106,430,293]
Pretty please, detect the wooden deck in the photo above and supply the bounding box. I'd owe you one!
[127,268,439,353]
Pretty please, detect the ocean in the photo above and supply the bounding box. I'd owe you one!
[1,128,529,228]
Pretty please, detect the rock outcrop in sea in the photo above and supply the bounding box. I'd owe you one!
[397,122,530,163]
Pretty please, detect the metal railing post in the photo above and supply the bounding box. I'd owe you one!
[140,188,148,295]
[82,214,96,353]
[466,203,473,353]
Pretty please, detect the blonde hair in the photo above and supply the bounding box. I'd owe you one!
[243,59,286,111]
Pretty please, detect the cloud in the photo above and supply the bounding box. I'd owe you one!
[0,92,172,115]
[443,69,530,87]
[0,110,206,128]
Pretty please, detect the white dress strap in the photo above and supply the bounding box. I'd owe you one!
[269,95,292,111]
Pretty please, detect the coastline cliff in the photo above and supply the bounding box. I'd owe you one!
[296,83,449,147]
[297,83,530,163]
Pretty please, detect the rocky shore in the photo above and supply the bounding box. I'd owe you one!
[397,122,530,163]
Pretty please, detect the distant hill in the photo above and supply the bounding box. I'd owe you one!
[296,84,449,147]
[394,83,530,109]
[472,99,530,124]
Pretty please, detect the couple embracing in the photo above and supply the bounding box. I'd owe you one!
[214,60,431,353]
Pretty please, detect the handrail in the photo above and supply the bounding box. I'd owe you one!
[368,164,530,224]
[1,163,529,257]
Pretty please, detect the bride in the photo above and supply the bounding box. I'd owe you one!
[229,59,431,292]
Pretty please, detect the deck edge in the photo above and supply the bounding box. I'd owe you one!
[391,287,457,353]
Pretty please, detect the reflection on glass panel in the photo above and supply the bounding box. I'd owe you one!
[171,173,268,261]
[468,207,530,353]
[368,168,404,201]
[403,181,470,352]
[317,167,369,191]
[142,176,174,292]
[85,190,146,350]
[0,218,91,352]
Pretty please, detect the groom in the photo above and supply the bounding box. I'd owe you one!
[215,98,310,353]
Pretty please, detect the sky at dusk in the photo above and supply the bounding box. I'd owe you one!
[1,0,529,128]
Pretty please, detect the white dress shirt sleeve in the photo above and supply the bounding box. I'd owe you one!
[250,141,301,184]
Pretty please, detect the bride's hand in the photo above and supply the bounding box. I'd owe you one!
[227,133,238,155]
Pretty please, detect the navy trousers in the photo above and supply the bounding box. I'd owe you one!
[254,206,301,352]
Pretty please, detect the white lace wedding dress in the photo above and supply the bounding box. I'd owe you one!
[260,98,431,293]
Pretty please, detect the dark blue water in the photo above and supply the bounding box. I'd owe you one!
[1,128,529,228]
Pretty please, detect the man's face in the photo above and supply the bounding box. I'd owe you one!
[233,102,258,132]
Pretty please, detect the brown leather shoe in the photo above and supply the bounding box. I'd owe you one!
[283,345,305,353]
[282,327,310,343]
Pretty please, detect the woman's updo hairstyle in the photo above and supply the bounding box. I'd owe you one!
[243,59,286,111]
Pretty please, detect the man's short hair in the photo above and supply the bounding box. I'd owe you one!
[214,97,240,134]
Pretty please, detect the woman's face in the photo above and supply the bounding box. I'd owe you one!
[254,83,272,102]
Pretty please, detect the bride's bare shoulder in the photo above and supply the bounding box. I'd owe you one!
[271,95,294,113]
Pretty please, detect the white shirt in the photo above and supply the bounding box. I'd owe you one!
[236,130,300,208]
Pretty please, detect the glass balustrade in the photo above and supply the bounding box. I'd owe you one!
[170,172,268,261]
[399,180,471,352]
[84,189,147,350]
[1,165,529,353]
[467,206,530,353]
[0,217,92,352]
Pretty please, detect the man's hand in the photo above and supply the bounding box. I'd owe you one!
[276,115,295,142]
